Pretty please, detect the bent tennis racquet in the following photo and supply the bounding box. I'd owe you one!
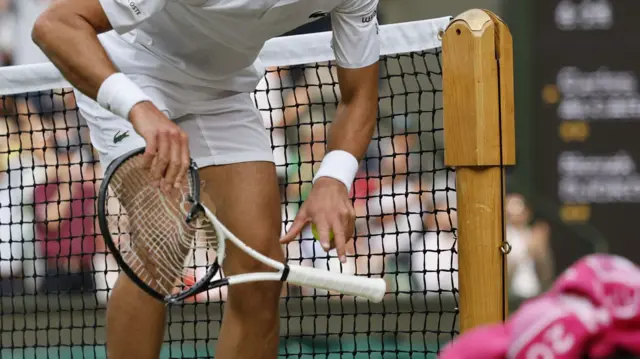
[97,148,386,304]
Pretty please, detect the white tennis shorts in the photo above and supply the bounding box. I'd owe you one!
[75,74,273,170]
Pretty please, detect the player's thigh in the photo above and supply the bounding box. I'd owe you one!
[179,95,282,275]
[199,161,283,276]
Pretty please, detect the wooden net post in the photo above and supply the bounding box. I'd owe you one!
[442,9,516,332]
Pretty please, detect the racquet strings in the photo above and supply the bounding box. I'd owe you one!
[104,154,217,297]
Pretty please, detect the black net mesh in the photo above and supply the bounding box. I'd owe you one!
[0,49,457,358]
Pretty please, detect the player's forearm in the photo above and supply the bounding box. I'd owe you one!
[32,5,116,99]
[328,95,377,161]
[328,63,379,160]
[313,63,379,191]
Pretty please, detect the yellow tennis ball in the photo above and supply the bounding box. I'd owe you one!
[311,223,334,242]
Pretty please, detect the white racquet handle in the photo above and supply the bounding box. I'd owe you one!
[286,265,386,303]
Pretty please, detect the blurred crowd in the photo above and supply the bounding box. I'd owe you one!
[0,0,555,310]
[0,91,112,299]
[0,0,50,66]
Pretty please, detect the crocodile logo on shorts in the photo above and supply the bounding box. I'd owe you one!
[113,131,130,144]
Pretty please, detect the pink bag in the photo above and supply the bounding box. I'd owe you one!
[439,255,640,359]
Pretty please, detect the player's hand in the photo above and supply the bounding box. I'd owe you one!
[280,177,356,263]
[129,102,190,192]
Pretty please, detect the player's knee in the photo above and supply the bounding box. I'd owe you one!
[227,281,282,323]
[223,228,283,321]
[225,241,283,319]
[227,231,284,275]
[232,279,282,303]
[226,243,283,291]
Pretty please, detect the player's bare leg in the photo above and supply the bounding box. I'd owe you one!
[105,159,193,359]
[106,275,166,359]
[200,161,283,359]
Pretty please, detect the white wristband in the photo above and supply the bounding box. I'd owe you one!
[97,73,152,120]
[313,150,359,192]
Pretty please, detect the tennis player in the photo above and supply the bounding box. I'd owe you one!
[32,1,380,358]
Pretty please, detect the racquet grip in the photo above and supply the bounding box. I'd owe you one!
[286,265,386,303]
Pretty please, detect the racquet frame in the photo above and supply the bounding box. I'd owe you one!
[98,148,386,304]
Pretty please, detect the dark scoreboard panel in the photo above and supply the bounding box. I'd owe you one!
[533,0,640,270]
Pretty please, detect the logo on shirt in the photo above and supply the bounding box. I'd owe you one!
[309,11,328,19]
[362,10,377,23]
[113,131,130,144]
[129,1,142,16]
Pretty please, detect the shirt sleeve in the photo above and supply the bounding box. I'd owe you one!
[330,0,380,69]
[99,0,167,34]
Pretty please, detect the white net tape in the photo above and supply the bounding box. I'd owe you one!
[0,18,449,94]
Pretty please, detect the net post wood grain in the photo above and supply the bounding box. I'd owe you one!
[442,9,516,333]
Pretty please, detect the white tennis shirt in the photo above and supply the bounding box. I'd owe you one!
[98,0,379,92]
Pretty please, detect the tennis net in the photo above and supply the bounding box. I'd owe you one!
[0,17,456,358]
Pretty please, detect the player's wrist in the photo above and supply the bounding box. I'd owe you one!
[128,101,156,124]
[313,176,348,192]
[97,73,152,120]
[312,150,359,192]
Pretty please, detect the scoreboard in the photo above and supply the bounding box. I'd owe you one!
[533,0,640,269]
